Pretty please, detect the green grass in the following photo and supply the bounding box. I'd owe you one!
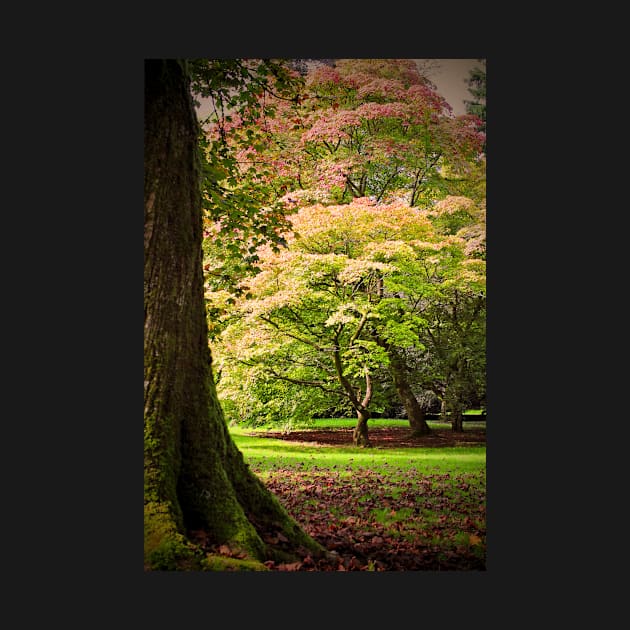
[230,419,486,569]
[230,424,485,475]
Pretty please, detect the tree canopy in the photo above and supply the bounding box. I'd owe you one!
[210,194,485,445]
[197,58,486,446]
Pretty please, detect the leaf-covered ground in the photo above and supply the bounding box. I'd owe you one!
[257,425,486,448]
[249,427,486,571]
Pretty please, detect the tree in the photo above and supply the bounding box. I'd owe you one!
[412,196,486,431]
[191,58,304,297]
[464,60,486,153]
[144,59,324,570]
[212,196,485,445]
[218,245,391,447]
[215,59,485,210]
[426,290,486,432]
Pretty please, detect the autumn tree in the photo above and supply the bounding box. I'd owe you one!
[212,195,485,444]
[217,244,391,447]
[464,59,486,153]
[144,59,324,570]
[287,198,436,436]
[223,59,485,210]
[410,195,486,431]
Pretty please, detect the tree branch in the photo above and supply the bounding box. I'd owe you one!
[258,315,328,351]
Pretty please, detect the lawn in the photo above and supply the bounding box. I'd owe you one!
[230,419,486,571]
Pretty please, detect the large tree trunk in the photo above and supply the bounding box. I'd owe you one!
[388,351,431,436]
[144,59,323,570]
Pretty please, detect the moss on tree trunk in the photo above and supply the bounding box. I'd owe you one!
[144,59,324,570]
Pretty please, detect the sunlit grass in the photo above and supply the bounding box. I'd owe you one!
[230,420,486,569]
[230,425,485,475]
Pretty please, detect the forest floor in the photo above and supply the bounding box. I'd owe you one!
[246,425,486,571]
[255,425,486,448]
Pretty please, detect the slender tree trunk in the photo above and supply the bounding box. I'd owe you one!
[440,396,447,420]
[332,337,374,446]
[442,373,464,433]
[449,362,467,433]
[373,336,431,436]
[451,403,464,432]
[353,409,371,447]
[388,352,431,436]
[144,59,323,570]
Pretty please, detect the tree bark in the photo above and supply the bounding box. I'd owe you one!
[353,409,371,447]
[388,351,431,436]
[450,404,464,432]
[144,59,323,570]
[442,373,464,433]
[373,336,431,436]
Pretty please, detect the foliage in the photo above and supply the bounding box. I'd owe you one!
[209,58,485,212]
[464,59,486,152]
[210,194,485,430]
[218,361,336,429]
[188,59,304,302]
[193,58,486,436]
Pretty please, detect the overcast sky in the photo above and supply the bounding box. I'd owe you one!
[422,58,484,115]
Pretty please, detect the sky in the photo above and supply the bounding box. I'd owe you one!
[421,58,484,115]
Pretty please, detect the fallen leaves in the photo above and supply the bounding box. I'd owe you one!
[254,465,486,571]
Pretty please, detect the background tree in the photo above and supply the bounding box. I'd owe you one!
[421,287,486,432]
[144,59,324,570]
[416,196,486,431]
[214,59,485,210]
[191,58,304,297]
[464,59,486,153]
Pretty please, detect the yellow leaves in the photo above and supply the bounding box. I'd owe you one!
[325,303,358,326]
[363,240,414,261]
[289,198,434,254]
[204,288,231,302]
[430,195,477,216]
[337,259,393,284]
[407,239,442,251]
[455,259,486,288]
[462,259,486,273]
[469,534,482,546]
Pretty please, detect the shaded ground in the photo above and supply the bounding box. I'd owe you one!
[229,425,487,571]
[254,425,486,448]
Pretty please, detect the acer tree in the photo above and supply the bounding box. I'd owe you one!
[408,195,486,431]
[144,59,324,570]
[223,59,485,210]
[218,245,391,447]
[212,195,485,445]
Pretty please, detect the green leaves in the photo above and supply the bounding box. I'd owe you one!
[210,192,485,428]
